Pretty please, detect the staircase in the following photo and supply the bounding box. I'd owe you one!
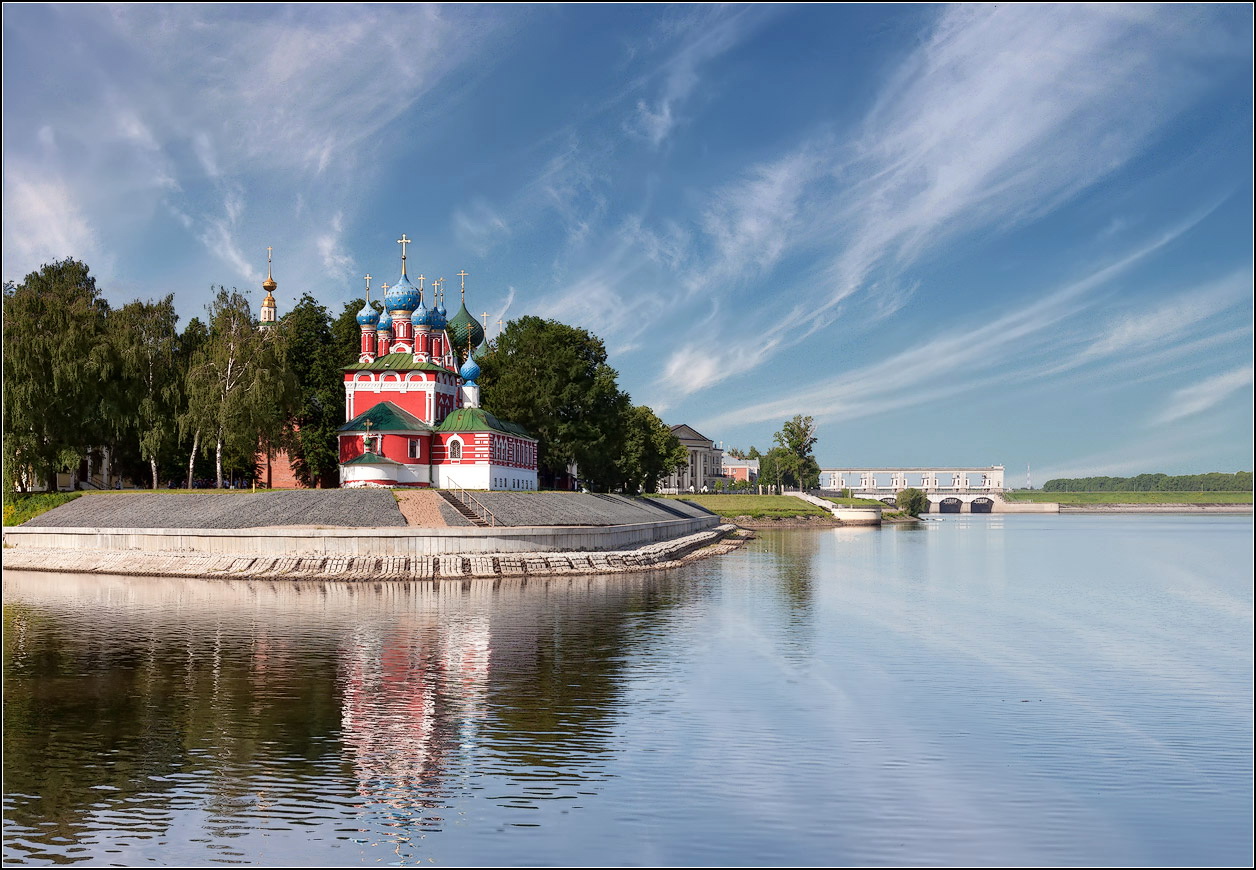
[437,489,495,527]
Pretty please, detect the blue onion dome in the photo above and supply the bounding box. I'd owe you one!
[459,353,481,384]
[430,299,447,330]
[412,296,432,328]
[383,273,420,313]
[446,302,485,356]
[377,309,393,334]
[356,298,380,327]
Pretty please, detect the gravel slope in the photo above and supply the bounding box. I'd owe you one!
[459,492,713,526]
[26,490,407,529]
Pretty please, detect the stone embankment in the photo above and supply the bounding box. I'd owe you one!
[4,524,751,581]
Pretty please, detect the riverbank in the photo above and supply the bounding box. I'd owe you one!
[1057,503,1251,513]
[3,524,751,581]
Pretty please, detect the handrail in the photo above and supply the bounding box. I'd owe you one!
[449,486,499,527]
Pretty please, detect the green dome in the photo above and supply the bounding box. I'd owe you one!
[445,302,484,358]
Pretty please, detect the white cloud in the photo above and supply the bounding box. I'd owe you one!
[695,224,1211,430]
[317,212,355,280]
[628,7,773,147]
[2,173,101,280]
[1152,366,1254,426]
[453,199,511,256]
[2,4,518,294]
[642,4,1237,399]
[1081,270,1250,360]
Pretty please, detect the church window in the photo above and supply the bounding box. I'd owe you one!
[449,440,462,461]
[408,439,421,459]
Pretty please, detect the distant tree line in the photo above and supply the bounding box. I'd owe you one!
[1041,472,1252,492]
[4,259,686,495]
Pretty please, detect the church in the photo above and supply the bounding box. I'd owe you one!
[265,235,539,491]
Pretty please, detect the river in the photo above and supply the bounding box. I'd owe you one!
[3,514,1251,866]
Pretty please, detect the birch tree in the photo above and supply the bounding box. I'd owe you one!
[184,289,290,488]
[113,296,180,489]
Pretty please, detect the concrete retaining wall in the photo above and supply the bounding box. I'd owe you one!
[3,514,720,557]
[791,491,883,525]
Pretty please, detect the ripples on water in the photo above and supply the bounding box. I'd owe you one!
[4,515,1252,866]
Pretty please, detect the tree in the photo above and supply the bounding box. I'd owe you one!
[896,487,928,516]
[177,317,209,488]
[758,447,790,494]
[278,294,349,487]
[614,405,688,494]
[478,316,630,491]
[2,259,111,491]
[111,296,181,489]
[183,288,291,488]
[771,415,820,490]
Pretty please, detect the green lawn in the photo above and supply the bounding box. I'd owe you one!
[1002,491,1252,504]
[822,496,886,507]
[658,494,830,519]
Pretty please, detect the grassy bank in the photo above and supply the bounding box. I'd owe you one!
[1003,491,1252,504]
[822,496,886,507]
[3,492,83,526]
[660,494,830,519]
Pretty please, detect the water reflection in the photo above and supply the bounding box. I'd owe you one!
[4,516,1251,867]
[3,571,697,864]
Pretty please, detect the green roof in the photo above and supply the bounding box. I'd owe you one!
[435,407,533,439]
[339,401,432,433]
[345,353,454,373]
[342,451,405,467]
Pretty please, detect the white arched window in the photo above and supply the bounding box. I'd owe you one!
[449,439,462,461]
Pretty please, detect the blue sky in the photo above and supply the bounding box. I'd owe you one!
[4,4,1252,481]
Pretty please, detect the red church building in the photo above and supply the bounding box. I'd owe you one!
[335,235,538,490]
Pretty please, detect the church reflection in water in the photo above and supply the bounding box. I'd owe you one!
[3,569,697,858]
[338,614,491,814]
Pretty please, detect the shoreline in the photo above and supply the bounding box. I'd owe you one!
[1054,503,1251,513]
[2,524,752,582]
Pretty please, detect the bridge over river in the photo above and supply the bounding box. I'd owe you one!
[819,466,1006,513]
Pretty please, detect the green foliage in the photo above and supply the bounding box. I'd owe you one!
[330,300,367,370]
[1002,490,1252,504]
[1041,472,1251,492]
[895,487,929,516]
[278,294,351,488]
[111,295,181,488]
[478,316,628,491]
[2,492,82,526]
[3,259,111,490]
[183,288,293,488]
[763,416,823,492]
[614,405,688,494]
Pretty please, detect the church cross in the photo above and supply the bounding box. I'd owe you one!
[458,270,469,295]
[397,234,411,275]
[266,246,273,279]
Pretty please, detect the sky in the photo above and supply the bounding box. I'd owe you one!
[4,3,1253,482]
